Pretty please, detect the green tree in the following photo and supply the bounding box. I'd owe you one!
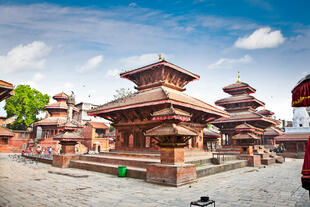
[4,85,50,130]
[113,88,134,100]
[109,125,115,132]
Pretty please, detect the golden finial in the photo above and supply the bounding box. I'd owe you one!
[158,54,164,61]
[237,71,241,83]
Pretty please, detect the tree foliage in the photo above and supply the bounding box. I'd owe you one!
[109,125,115,132]
[5,85,50,130]
[113,88,134,100]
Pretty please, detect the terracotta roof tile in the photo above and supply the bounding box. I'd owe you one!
[87,121,109,129]
[152,105,191,117]
[203,128,220,138]
[145,123,197,136]
[89,86,229,118]
[0,80,14,89]
[0,80,14,102]
[223,81,256,91]
[264,127,284,136]
[211,111,278,125]
[215,94,265,107]
[53,92,68,100]
[120,60,200,81]
[34,117,67,126]
[232,133,260,140]
[44,102,68,110]
[0,126,14,137]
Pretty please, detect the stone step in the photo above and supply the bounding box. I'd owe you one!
[217,148,240,152]
[99,151,159,159]
[261,158,275,165]
[79,155,159,168]
[69,160,146,179]
[196,160,248,178]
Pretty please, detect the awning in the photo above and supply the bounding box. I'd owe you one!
[292,74,310,107]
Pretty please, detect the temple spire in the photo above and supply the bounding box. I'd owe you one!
[237,71,241,83]
[158,54,164,61]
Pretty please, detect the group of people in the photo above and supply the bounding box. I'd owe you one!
[22,146,54,156]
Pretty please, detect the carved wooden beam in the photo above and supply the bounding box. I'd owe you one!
[120,112,129,122]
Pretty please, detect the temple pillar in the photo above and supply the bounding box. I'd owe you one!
[129,134,134,148]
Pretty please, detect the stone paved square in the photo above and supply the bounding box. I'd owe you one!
[0,154,309,207]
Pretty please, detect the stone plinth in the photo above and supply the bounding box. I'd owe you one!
[160,147,184,164]
[240,154,261,167]
[52,154,79,168]
[146,163,196,187]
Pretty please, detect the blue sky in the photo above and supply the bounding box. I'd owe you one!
[0,0,309,120]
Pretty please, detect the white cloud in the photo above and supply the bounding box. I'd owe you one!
[21,72,44,88]
[106,69,121,77]
[76,55,103,73]
[208,55,253,70]
[199,16,258,31]
[129,2,137,7]
[33,72,44,81]
[0,41,51,74]
[121,53,161,69]
[64,82,74,89]
[234,27,285,49]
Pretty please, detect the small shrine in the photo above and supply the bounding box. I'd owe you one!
[52,92,86,168]
[145,105,198,186]
[232,123,264,154]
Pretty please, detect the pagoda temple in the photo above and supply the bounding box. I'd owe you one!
[34,92,80,139]
[211,74,279,147]
[33,92,81,153]
[88,59,228,152]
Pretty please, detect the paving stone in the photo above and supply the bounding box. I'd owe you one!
[0,154,310,207]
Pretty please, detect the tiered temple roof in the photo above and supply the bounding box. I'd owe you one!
[212,74,279,146]
[89,58,228,151]
[89,60,228,123]
[232,123,263,142]
[35,92,79,127]
[89,83,228,123]
[212,76,278,129]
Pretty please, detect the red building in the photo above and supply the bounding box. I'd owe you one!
[81,121,110,152]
